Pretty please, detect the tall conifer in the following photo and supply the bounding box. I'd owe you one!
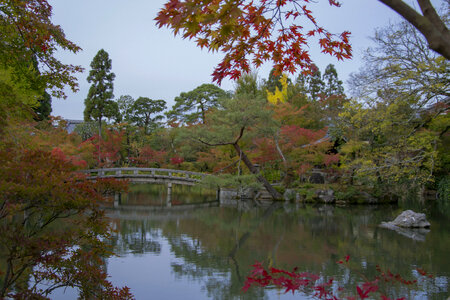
[84,49,117,137]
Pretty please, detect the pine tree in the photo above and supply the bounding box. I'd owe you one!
[322,64,344,96]
[166,84,229,125]
[84,49,118,137]
[306,64,324,101]
[131,97,166,134]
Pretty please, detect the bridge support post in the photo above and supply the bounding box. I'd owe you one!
[114,192,121,208]
[166,183,172,207]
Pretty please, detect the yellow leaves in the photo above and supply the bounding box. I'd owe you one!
[267,74,288,105]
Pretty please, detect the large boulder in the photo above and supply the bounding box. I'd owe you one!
[315,189,335,203]
[381,210,430,228]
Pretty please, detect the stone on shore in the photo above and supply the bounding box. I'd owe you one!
[381,210,430,228]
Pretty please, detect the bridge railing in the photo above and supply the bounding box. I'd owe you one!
[82,167,208,182]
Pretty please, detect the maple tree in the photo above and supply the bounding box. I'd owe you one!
[0,127,131,298]
[156,0,352,84]
[130,145,168,168]
[84,129,125,168]
[0,0,82,98]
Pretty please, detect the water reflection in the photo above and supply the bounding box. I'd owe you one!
[104,188,450,299]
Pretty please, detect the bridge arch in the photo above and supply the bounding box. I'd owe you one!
[82,168,214,207]
[82,167,209,185]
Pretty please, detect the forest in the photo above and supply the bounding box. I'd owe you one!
[0,0,448,298]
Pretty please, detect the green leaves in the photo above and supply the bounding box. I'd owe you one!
[84,49,118,132]
[0,0,82,98]
[131,97,167,134]
[166,83,229,125]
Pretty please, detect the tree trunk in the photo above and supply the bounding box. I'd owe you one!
[233,143,282,200]
[98,117,102,165]
[378,0,450,59]
[200,102,206,124]
[98,117,102,138]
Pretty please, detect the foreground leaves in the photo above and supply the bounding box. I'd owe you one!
[0,147,132,299]
[156,0,352,83]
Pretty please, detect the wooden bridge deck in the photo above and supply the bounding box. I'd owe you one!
[82,167,209,186]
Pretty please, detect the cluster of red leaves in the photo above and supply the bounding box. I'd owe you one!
[51,147,88,169]
[297,162,313,175]
[129,146,168,167]
[170,155,185,166]
[250,137,278,164]
[324,153,340,166]
[84,130,124,167]
[375,265,420,286]
[243,256,434,300]
[280,125,326,146]
[242,262,322,295]
[156,0,351,84]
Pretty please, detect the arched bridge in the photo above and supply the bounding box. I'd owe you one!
[82,167,209,186]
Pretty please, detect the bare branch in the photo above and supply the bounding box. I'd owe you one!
[378,0,450,58]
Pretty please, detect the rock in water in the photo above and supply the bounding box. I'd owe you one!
[381,210,430,228]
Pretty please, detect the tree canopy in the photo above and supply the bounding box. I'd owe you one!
[131,97,166,134]
[84,49,118,136]
[166,83,229,125]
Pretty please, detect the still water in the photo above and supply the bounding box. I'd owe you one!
[60,184,450,299]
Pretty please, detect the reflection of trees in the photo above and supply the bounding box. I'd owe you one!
[106,202,449,299]
[167,232,267,300]
[108,219,162,256]
[122,184,217,206]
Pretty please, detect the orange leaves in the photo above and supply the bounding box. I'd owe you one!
[156,0,352,84]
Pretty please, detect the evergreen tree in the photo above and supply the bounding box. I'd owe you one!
[264,67,292,94]
[84,49,118,136]
[322,64,344,96]
[189,74,282,199]
[287,74,309,108]
[117,95,135,123]
[234,72,263,98]
[166,84,229,125]
[131,97,166,134]
[306,64,324,101]
[34,91,52,121]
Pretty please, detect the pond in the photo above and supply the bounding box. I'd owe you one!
[56,184,450,299]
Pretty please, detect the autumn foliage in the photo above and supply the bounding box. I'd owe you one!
[156,0,352,83]
[243,257,434,299]
[0,116,131,298]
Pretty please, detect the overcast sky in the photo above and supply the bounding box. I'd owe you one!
[49,0,418,120]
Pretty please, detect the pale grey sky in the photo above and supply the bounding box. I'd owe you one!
[49,0,420,120]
